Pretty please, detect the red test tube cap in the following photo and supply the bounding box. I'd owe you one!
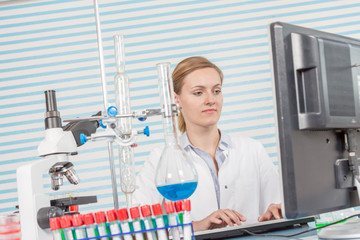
[130,207,140,219]
[174,200,184,212]
[94,211,106,224]
[49,217,61,231]
[106,209,117,222]
[140,205,152,217]
[152,203,163,216]
[72,214,83,227]
[59,215,72,229]
[184,199,191,211]
[116,208,129,221]
[164,201,175,214]
[69,205,79,212]
[83,213,95,225]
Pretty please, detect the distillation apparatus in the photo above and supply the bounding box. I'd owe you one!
[114,34,136,207]
[17,1,198,239]
[66,0,199,207]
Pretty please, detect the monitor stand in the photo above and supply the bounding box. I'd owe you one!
[318,178,360,239]
[317,217,360,239]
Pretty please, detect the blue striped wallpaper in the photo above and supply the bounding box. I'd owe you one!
[1,0,359,213]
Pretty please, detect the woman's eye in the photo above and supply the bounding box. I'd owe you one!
[214,89,222,94]
[194,91,202,96]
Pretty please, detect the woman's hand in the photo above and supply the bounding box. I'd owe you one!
[258,203,282,222]
[193,209,246,232]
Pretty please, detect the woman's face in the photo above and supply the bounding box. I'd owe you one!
[175,67,223,130]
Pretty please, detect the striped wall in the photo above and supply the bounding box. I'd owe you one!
[1,0,360,214]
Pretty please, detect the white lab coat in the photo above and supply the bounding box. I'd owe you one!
[132,134,281,224]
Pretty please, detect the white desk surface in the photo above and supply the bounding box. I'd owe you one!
[220,222,320,240]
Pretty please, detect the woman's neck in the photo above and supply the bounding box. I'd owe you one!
[186,125,220,157]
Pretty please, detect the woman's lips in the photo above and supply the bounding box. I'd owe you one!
[203,109,216,113]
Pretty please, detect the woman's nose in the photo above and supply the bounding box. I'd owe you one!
[205,93,215,105]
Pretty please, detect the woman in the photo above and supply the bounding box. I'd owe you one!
[133,56,282,231]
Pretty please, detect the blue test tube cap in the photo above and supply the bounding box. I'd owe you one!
[138,117,147,121]
[107,106,118,117]
[80,133,87,145]
[143,126,150,137]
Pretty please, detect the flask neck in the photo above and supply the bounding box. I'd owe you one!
[163,116,181,147]
[164,134,177,146]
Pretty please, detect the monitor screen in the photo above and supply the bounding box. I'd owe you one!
[269,22,360,219]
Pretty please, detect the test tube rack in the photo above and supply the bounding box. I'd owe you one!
[76,222,195,240]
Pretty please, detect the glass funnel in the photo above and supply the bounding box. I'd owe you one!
[155,62,198,201]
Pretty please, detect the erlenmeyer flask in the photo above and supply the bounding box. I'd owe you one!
[155,62,198,201]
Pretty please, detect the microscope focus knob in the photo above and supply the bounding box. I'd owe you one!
[37,206,63,229]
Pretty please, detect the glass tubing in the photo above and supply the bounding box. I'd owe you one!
[114,35,136,208]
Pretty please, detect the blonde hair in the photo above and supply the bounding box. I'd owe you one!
[172,56,223,134]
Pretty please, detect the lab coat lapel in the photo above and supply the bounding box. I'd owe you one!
[187,150,218,221]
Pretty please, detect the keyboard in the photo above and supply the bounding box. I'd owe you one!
[194,216,315,239]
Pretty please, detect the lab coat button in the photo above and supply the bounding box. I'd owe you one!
[224,185,228,189]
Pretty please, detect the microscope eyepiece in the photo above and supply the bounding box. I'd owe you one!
[44,90,62,129]
[45,90,57,112]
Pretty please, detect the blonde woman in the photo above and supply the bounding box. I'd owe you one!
[133,56,282,231]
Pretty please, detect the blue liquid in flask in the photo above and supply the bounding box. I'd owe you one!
[157,181,198,201]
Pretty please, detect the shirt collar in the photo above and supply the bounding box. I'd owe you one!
[179,129,232,150]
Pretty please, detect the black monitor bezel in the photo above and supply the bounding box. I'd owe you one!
[269,22,360,218]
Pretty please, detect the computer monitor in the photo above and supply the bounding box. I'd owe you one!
[269,22,360,237]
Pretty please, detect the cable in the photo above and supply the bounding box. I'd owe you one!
[238,213,360,238]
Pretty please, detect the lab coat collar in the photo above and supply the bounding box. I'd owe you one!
[179,129,232,151]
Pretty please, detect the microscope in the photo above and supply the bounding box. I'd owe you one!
[17,90,98,239]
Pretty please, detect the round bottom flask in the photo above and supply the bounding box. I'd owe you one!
[154,62,198,201]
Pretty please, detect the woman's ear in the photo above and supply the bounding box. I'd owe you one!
[174,93,180,104]
[174,93,182,110]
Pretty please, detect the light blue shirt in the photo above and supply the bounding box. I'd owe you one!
[179,130,232,209]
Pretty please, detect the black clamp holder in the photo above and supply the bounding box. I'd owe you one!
[37,196,97,229]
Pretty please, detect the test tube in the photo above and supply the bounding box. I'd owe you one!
[152,204,168,240]
[174,200,184,239]
[140,205,158,240]
[183,199,193,240]
[130,207,145,240]
[116,208,133,240]
[59,215,74,240]
[95,211,110,240]
[72,214,87,240]
[106,209,122,240]
[83,213,98,239]
[174,200,184,224]
[49,217,64,240]
[165,201,181,240]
